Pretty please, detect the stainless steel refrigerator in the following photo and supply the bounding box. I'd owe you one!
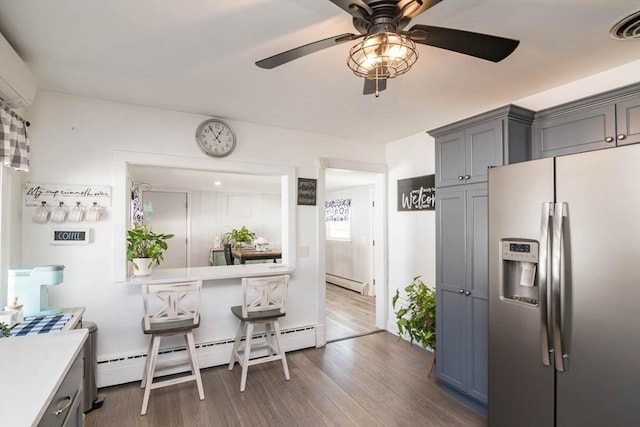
[488,143,640,427]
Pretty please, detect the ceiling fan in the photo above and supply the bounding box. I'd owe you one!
[256,0,520,96]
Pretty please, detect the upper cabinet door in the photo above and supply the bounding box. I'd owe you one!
[615,94,640,146]
[435,130,466,187]
[533,104,616,158]
[465,121,503,185]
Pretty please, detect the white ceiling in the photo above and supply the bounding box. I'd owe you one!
[0,0,638,144]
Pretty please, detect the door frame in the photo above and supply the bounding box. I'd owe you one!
[316,158,388,346]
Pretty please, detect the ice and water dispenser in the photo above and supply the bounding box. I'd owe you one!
[500,239,539,305]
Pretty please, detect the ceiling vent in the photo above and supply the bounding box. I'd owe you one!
[610,10,640,40]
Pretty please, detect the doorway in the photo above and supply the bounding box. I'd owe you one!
[324,166,385,342]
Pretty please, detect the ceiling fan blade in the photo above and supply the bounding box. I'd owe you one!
[256,33,362,69]
[400,0,443,19]
[407,24,519,62]
[328,0,372,20]
[363,78,387,96]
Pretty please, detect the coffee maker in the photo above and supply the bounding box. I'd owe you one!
[8,265,65,317]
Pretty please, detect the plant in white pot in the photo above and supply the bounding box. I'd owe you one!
[127,224,174,276]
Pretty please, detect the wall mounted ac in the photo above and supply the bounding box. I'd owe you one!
[0,31,36,108]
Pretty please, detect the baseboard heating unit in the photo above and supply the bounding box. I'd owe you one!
[326,274,366,295]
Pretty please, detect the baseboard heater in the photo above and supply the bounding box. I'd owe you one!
[326,273,366,295]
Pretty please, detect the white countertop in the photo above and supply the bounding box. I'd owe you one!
[0,329,88,426]
[123,263,294,285]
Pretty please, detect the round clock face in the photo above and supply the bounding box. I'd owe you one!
[195,119,236,157]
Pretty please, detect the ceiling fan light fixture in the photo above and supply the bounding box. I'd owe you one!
[347,32,418,79]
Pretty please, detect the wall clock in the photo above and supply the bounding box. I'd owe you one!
[195,119,236,157]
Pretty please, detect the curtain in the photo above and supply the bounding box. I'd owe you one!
[0,102,30,171]
[325,198,351,222]
[131,186,144,226]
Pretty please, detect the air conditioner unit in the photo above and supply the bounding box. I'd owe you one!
[0,31,36,108]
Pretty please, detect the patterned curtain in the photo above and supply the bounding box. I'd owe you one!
[0,103,30,171]
[131,186,144,226]
[325,198,351,222]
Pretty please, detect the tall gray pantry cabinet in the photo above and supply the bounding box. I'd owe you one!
[429,105,534,405]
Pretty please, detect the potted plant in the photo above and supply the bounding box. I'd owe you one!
[222,226,256,249]
[392,275,437,376]
[127,224,174,276]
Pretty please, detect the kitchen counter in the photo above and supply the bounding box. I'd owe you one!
[124,263,294,285]
[0,329,88,426]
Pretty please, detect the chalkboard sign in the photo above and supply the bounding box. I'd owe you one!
[50,229,90,245]
[297,178,317,206]
[397,174,436,211]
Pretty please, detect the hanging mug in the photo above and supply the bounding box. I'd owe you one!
[33,201,51,223]
[68,202,85,222]
[86,202,103,222]
[51,202,68,223]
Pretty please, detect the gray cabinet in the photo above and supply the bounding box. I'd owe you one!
[533,83,640,158]
[432,105,534,187]
[435,184,488,404]
[430,105,532,406]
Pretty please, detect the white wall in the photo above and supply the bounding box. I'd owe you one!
[16,91,385,385]
[385,133,436,332]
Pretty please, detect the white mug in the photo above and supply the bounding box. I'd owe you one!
[33,202,51,223]
[68,203,85,222]
[86,203,103,222]
[51,203,68,223]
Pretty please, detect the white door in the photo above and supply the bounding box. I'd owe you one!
[142,191,188,269]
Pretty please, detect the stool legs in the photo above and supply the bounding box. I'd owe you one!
[228,318,289,392]
[273,320,290,381]
[185,332,205,400]
[141,335,161,415]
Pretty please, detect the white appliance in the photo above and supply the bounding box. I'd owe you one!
[488,144,640,426]
[8,265,65,317]
[0,31,36,107]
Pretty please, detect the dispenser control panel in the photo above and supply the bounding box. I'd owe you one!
[502,240,538,263]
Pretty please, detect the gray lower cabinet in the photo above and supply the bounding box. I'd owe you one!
[533,83,640,158]
[432,105,534,187]
[435,184,488,404]
[39,354,83,427]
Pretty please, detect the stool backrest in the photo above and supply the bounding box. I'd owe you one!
[241,275,289,318]
[142,280,202,330]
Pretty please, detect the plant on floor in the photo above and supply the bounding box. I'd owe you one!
[126,224,174,271]
[222,226,256,249]
[392,275,436,376]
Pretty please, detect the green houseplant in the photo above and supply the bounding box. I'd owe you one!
[392,275,437,375]
[222,226,256,249]
[127,224,174,276]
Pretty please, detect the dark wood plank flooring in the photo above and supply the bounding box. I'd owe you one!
[325,282,379,342]
[85,332,486,426]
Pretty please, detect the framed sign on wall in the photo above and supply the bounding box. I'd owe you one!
[397,174,436,211]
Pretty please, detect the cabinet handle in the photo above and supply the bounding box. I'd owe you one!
[54,395,73,416]
[464,175,471,180]
[458,176,464,180]
[617,134,626,140]
[459,289,464,293]
[465,291,471,296]
[605,136,614,143]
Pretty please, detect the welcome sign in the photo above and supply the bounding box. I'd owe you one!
[397,174,435,211]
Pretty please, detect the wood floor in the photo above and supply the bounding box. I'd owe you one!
[325,282,379,342]
[85,331,486,426]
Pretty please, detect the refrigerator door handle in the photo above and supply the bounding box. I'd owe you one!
[539,202,552,366]
[552,202,568,372]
